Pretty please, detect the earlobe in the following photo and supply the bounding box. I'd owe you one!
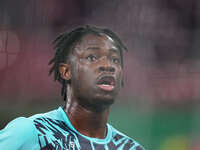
[59,63,71,80]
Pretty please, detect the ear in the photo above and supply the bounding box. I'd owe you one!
[59,63,71,80]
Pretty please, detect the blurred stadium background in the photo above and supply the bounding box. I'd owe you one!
[0,0,200,149]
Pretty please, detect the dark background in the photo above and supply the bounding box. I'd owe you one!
[0,0,200,149]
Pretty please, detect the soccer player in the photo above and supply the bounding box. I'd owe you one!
[0,25,145,150]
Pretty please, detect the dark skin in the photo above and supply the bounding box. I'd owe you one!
[59,33,123,139]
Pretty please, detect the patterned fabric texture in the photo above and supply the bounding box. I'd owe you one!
[0,107,145,150]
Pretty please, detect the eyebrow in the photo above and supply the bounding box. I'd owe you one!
[86,47,119,53]
[86,47,101,51]
[109,48,119,53]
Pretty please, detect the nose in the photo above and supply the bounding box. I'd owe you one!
[98,58,115,73]
[99,66,115,72]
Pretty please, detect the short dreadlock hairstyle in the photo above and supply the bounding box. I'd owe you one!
[48,25,128,101]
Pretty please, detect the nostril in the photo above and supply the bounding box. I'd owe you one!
[109,67,115,72]
[99,66,115,72]
[99,66,105,71]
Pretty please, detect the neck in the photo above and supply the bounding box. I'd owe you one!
[64,86,110,139]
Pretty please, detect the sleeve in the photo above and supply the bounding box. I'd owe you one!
[0,117,40,150]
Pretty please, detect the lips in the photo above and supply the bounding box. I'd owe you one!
[96,76,115,91]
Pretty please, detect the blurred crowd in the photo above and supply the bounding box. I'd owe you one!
[1,0,200,105]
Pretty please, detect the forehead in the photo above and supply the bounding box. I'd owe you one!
[74,33,119,53]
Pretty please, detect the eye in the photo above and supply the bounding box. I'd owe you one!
[87,54,97,62]
[112,57,120,64]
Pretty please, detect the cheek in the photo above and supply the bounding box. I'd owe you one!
[72,62,95,90]
[116,67,123,79]
[116,68,123,88]
[120,70,123,81]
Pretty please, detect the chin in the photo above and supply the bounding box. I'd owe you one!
[94,94,116,105]
[78,94,115,112]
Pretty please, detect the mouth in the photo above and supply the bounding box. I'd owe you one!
[96,76,115,91]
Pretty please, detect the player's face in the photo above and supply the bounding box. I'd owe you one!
[69,33,123,107]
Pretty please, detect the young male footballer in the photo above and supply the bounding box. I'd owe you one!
[0,25,145,150]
